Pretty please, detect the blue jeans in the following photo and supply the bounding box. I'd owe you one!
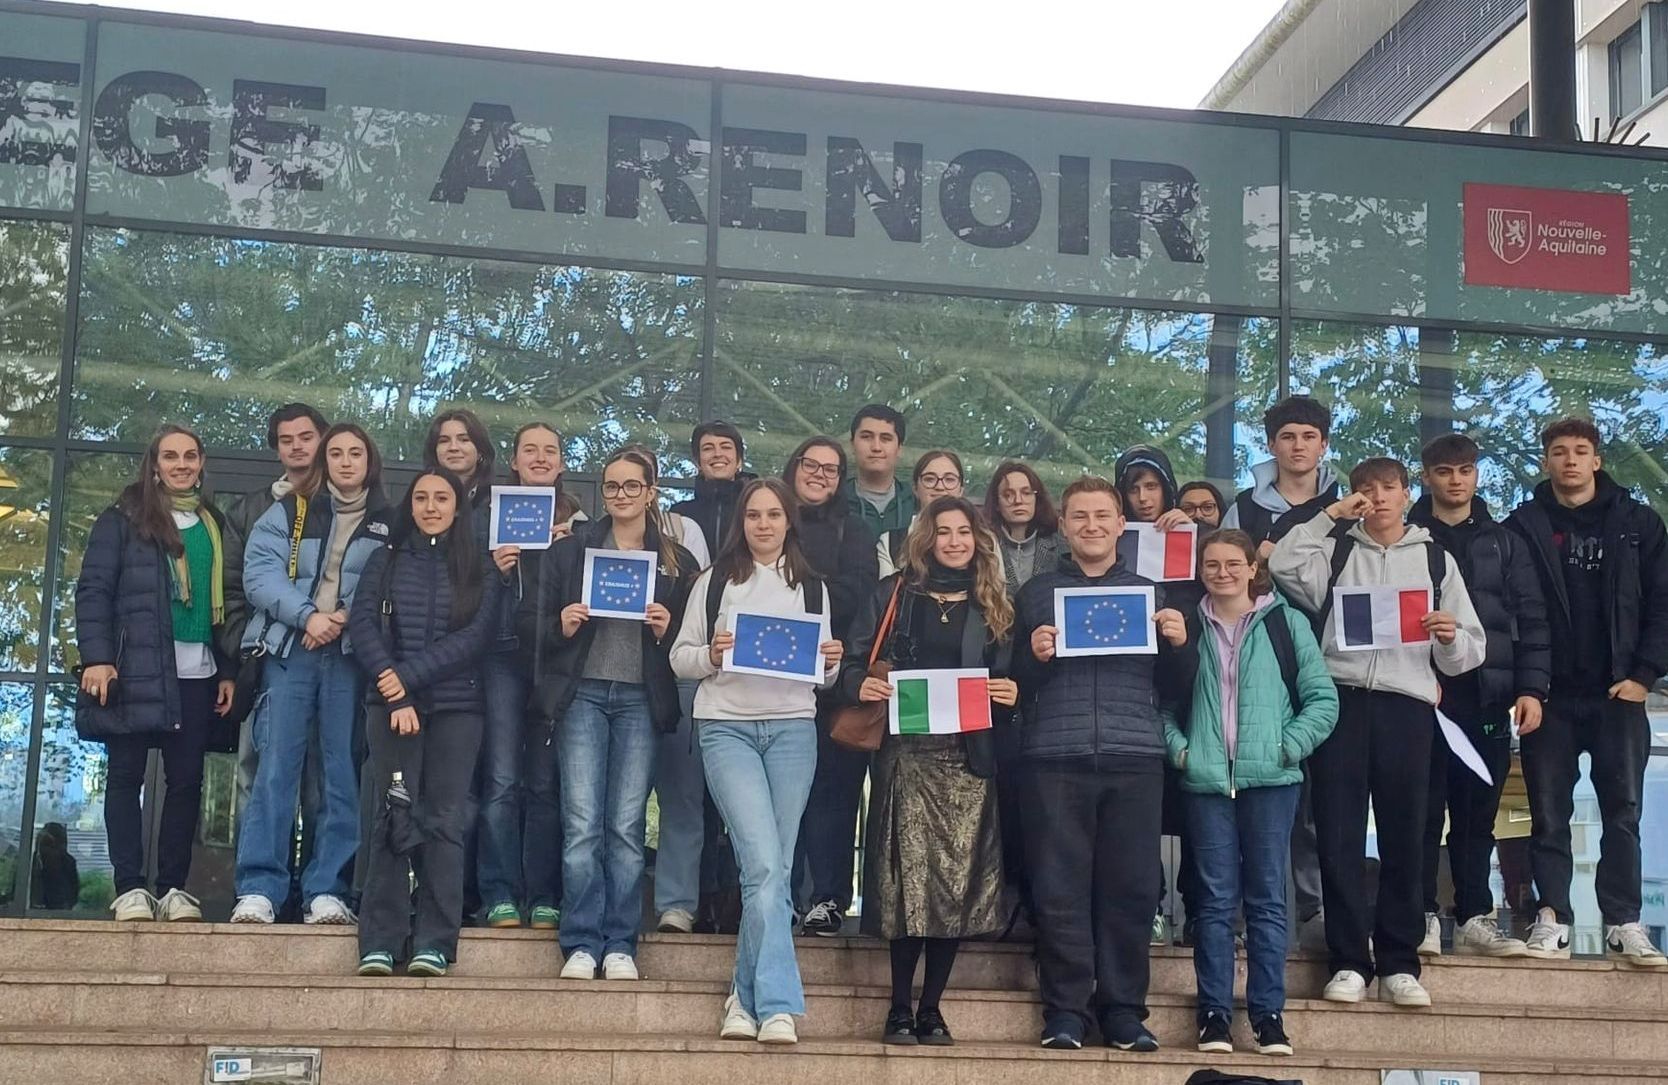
[476,653,528,907]
[653,680,704,917]
[558,679,657,959]
[235,644,363,906]
[699,718,817,1019]
[1184,783,1302,1020]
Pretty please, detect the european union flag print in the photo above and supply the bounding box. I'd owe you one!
[729,612,822,681]
[592,555,650,612]
[1054,586,1156,656]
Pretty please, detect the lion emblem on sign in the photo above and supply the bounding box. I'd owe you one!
[1487,207,1533,265]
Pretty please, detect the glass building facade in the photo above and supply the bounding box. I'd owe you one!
[0,0,1665,942]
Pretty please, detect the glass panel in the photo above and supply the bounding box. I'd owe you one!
[714,279,1275,493]
[1290,320,1668,516]
[1289,130,1668,337]
[71,228,704,466]
[87,21,710,264]
[29,683,111,913]
[1651,4,1668,98]
[0,681,29,908]
[1613,23,1645,118]
[0,447,54,672]
[0,218,70,437]
[717,83,1280,309]
[0,11,84,213]
[52,452,138,674]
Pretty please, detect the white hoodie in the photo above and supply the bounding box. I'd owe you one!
[1269,510,1486,706]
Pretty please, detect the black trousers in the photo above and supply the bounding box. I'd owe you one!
[1020,758,1162,1030]
[1421,707,1512,923]
[1290,767,1324,922]
[1521,693,1651,926]
[1311,687,1433,981]
[104,677,218,896]
[359,708,484,961]
[797,706,870,909]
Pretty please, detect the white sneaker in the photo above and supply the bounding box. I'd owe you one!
[720,992,759,1040]
[602,952,639,980]
[656,908,695,934]
[1524,908,1571,960]
[155,888,202,922]
[757,1013,798,1045]
[111,888,156,922]
[230,895,276,924]
[1322,969,1366,1003]
[1417,912,1442,956]
[1454,915,1528,958]
[560,950,598,980]
[1378,973,1432,1008]
[1606,922,1668,968]
[304,894,355,925]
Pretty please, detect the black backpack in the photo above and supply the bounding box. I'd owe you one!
[1234,482,1338,547]
[1262,608,1304,713]
[1308,521,1447,640]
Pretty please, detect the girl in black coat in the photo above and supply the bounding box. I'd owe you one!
[348,468,500,978]
[74,424,237,923]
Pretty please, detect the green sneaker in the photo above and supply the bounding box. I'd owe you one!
[1150,910,1170,947]
[356,951,394,977]
[529,905,560,930]
[485,902,522,928]
[407,950,448,977]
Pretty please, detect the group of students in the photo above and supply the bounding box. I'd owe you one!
[71,393,1667,1057]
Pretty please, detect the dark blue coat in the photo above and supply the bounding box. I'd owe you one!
[347,532,501,717]
[1011,553,1195,764]
[74,504,234,741]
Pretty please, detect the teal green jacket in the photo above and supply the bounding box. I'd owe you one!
[1164,597,1339,796]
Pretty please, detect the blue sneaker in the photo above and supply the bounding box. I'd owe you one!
[406,950,447,977]
[1040,1014,1084,1050]
[356,951,394,977]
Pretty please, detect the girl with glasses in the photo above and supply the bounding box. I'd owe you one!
[982,461,1065,597]
[877,450,967,578]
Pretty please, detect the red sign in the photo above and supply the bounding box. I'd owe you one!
[1462,182,1631,295]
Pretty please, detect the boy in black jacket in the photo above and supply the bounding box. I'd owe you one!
[1410,434,1550,959]
[1506,419,1668,968]
[1013,476,1192,1053]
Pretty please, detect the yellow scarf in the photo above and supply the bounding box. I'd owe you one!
[169,491,225,624]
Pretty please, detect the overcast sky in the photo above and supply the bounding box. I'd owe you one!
[65,0,1288,109]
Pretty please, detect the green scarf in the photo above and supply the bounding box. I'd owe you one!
[169,490,225,625]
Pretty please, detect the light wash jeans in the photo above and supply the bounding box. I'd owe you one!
[653,679,704,917]
[699,717,818,1019]
[476,653,529,908]
[558,679,657,959]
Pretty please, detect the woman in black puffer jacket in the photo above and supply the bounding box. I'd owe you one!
[348,467,499,979]
[75,424,237,924]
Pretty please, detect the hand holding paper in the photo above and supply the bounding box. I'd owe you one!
[581,548,657,620]
[888,669,993,735]
[489,487,558,550]
[722,611,828,684]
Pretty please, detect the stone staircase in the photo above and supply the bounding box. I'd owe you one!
[0,919,1665,1083]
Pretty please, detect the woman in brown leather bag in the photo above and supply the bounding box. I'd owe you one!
[838,495,1017,1047]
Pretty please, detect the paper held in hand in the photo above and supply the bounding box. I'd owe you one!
[722,610,828,684]
[489,486,558,550]
[1332,585,1433,652]
[1053,586,1158,656]
[888,669,992,735]
[1118,521,1197,581]
[581,548,656,620]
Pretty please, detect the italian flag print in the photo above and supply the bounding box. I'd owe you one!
[889,668,993,735]
[1119,522,1197,581]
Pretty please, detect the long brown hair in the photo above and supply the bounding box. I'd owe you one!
[711,478,816,590]
[604,447,682,576]
[901,496,1013,641]
[423,407,496,496]
[1199,528,1273,599]
[982,460,1058,536]
[118,424,208,555]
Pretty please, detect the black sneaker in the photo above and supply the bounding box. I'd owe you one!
[914,1006,954,1046]
[1039,1014,1084,1050]
[1251,1012,1293,1056]
[1196,1009,1233,1053]
[882,1006,917,1045]
[801,899,843,937]
[1103,1017,1159,1053]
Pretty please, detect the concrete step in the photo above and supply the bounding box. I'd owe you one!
[3,1027,1668,1085]
[2,969,1665,1064]
[4,919,1663,1013]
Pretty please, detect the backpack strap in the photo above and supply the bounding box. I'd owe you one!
[1235,490,1272,544]
[378,544,399,636]
[704,569,727,637]
[1310,522,1357,638]
[1425,540,1445,611]
[803,577,825,616]
[1262,609,1303,713]
[287,494,309,581]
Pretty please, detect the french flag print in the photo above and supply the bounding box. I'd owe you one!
[1119,522,1197,582]
[1333,585,1433,652]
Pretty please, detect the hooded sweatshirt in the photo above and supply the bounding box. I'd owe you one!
[1536,481,1613,693]
[1223,459,1342,542]
[1114,445,1178,516]
[1269,509,1487,705]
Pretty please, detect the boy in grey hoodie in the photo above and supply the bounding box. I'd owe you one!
[1270,457,1486,1010]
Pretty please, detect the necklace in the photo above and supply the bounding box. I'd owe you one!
[927,591,966,624]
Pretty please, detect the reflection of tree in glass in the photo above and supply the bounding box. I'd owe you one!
[0,219,70,437]
[72,229,703,467]
[53,453,137,674]
[713,282,1276,491]
[0,447,53,672]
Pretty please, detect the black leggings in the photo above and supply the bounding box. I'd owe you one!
[889,936,960,1011]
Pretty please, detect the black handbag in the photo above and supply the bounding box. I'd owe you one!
[222,495,311,728]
